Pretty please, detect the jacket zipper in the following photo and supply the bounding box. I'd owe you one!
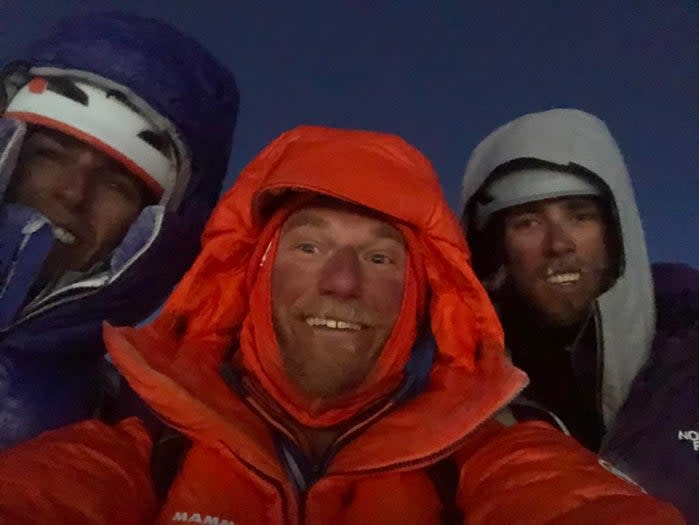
[220,380,308,525]
[331,380,527,478]
[232,447,297,525]
[294,397,400,523]
[298,380,527,522]
[0,289,98,335]
[592,302,605,425]
[311,397,398,479]
[224,364,526,522]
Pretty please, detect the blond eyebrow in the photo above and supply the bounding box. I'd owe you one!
[281,211,329,232]
[371,223,404,245]
[281,209,404,244]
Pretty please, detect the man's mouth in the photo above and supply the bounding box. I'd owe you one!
[305,316,363,331]
[545,271,581,285]
[52,225,77,246]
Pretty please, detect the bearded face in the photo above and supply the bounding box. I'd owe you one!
[500,197,610,327]
[271,201,406,400]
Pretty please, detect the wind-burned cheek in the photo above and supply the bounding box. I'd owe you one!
[272,260,311,306]
[366,273,405,325]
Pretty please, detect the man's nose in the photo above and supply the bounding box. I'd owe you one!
[318,246,362,299]
[55,167,91,209]
[55,150,101,209]
[543,220,576,256]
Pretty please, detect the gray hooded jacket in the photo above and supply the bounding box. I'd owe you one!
[461,108,655,428]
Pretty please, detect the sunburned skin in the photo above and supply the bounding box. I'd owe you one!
[272,200,406,400]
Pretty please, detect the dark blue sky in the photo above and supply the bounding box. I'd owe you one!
[1,1,696,265]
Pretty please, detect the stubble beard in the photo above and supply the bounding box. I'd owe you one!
[272,314,370,401]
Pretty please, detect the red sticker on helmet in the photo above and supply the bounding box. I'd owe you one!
[28,77,48,94]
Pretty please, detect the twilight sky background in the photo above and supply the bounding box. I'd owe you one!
[1,1,696,265]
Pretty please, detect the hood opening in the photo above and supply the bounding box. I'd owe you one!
[464,157,624,294]
[239,195,428,429]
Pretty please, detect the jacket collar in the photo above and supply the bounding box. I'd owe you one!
[105,322,526,484]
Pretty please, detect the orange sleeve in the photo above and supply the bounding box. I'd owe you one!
[455,420,685,525]
[0,417,157,525]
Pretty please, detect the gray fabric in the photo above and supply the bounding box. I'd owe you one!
[473,168,602,230]
[461,108,655,426]
[0,119,25,197]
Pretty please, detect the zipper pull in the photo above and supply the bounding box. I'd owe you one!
[309,463,322,486]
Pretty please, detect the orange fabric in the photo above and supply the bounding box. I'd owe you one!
[0,419,683,525]
[147,126,501,373]
[0,126,685,524]
[99,125,521,440]
[103,126,528,477]
[0,418,156,524]
[456,421,685,525]
[155,446,446,525]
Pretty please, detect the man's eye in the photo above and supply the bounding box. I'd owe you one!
[106,179,126,191]
[295,243,318,254]
[511,217,538,230]
[102,173,141,200]
[368,253,392,265]
[31,146,62,161]
[574,212,598,222]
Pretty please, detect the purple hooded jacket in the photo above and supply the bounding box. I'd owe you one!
[601,262,699,524]
[0,12,238,449]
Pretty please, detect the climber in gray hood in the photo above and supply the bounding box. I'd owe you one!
[460,108,698,522]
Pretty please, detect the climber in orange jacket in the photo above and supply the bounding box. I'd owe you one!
[0,126,684,524]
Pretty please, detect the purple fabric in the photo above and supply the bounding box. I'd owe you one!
[652,262,699,295]
[0,204,53,326]
[0,12,238,449]
[601,262,698,523]
[23,11,239,209]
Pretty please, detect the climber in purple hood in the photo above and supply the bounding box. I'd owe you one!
[0,12,239,448]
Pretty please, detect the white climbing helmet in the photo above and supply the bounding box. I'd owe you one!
[472,167,603,231]
[5,75,180,203]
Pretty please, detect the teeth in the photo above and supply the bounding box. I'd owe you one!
[52,226,76,245]
[305,317,362,331]
[547,272,580,284]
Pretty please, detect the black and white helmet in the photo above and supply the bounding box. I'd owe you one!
[4,72,187,207]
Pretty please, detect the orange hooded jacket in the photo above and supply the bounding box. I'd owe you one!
[0,127,684,524]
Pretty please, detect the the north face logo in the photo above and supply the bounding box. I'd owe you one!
[678,430,699,451]
[171,511,237,525]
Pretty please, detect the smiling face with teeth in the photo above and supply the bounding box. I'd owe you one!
[501,196,610,327]
[6,127,151,280]
[271,199,407,401]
